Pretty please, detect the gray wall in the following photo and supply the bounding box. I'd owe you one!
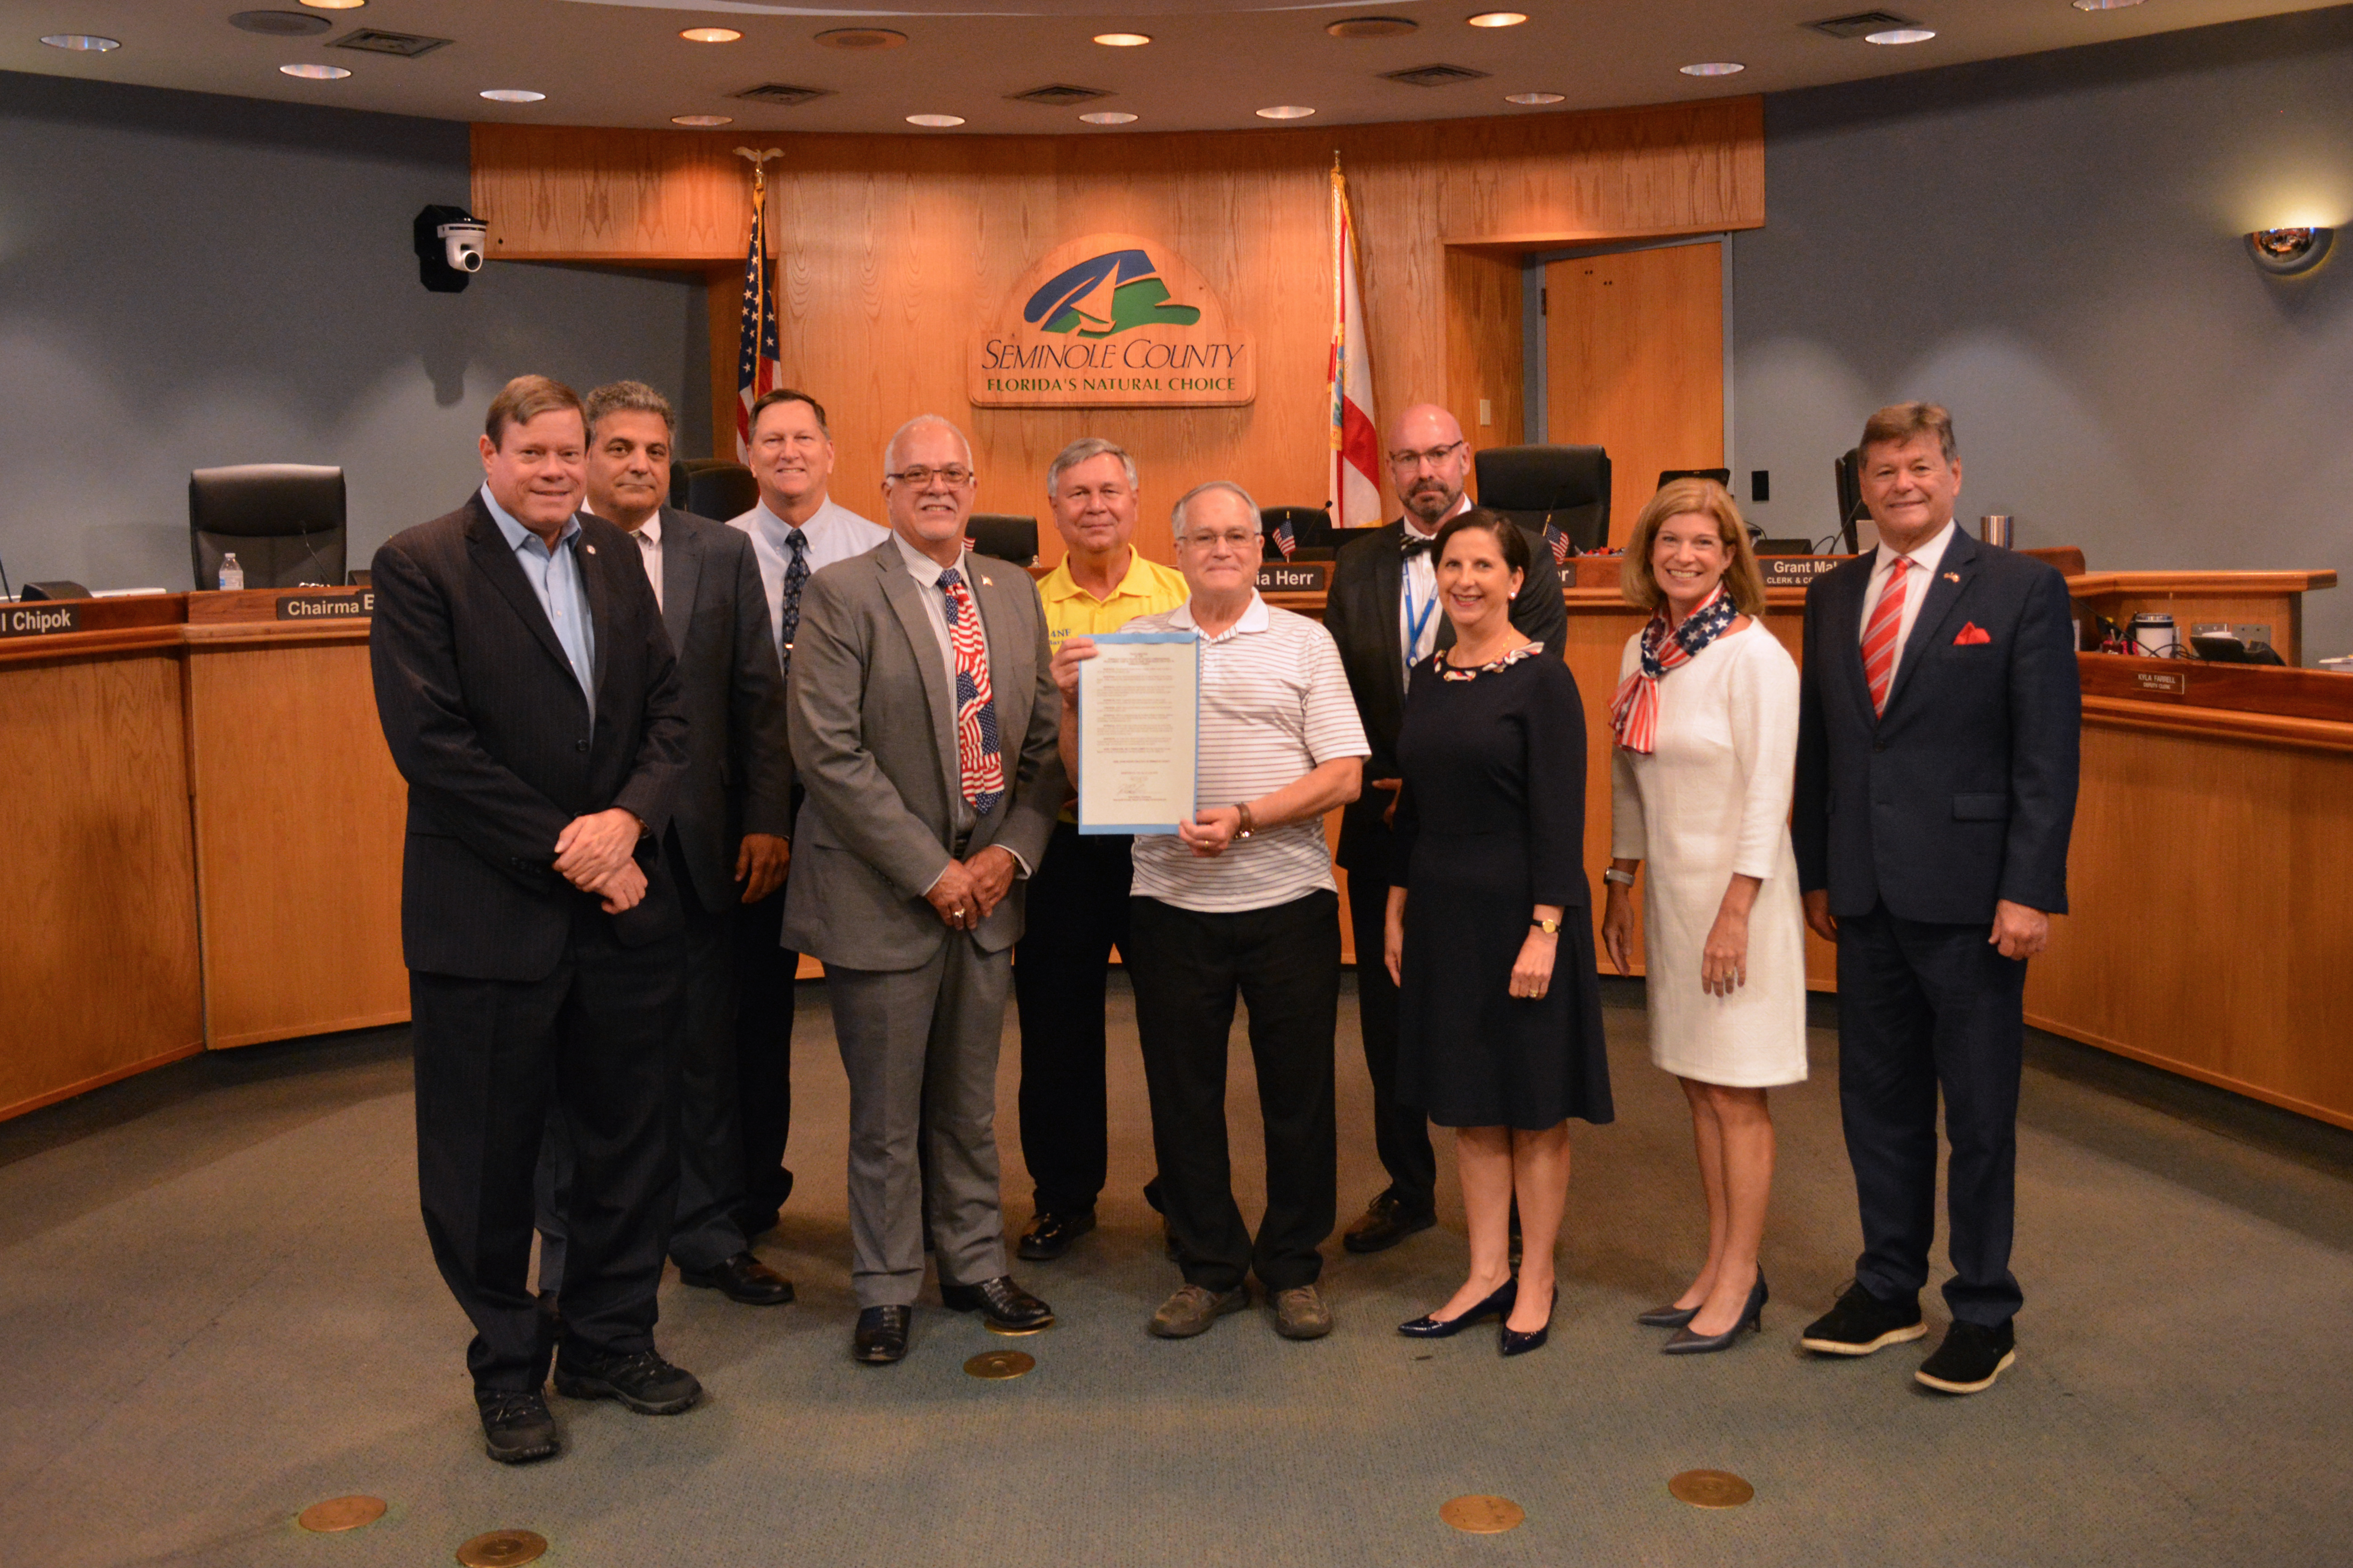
[1731,7,2353,662]
[0,72,710,593]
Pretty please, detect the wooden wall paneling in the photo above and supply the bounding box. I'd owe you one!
[1445,247,1525,454]
[185,633,409,1048]
[471,126,748,262]
[0,649,204,1120]
[706,261,744,461]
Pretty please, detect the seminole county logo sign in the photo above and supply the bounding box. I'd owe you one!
[969,233,1255,409]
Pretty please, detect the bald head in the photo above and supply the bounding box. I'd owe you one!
[1385,403,1472,530]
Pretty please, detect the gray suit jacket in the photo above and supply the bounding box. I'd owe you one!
[649,506,794,913]
[782,539,1063,970]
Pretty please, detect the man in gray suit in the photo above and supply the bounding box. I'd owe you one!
[785,414,1063,1364]
[537,381,797,1311]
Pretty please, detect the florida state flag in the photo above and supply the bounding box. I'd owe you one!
[1327,157,1380,529]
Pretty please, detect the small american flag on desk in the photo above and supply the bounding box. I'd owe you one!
[1271,517,1297,560]
[1543,523,1573,566]
[733,150,782,460]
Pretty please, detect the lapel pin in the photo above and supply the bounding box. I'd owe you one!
[1942,571,1959,582]
[585,544,597,555]
[980,575,993,587]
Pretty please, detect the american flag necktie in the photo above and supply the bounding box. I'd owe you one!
[937,567,1005,816]
[778,528,809,675]
[1861,554,1913,716]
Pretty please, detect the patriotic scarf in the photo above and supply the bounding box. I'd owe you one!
[1609,584,1738,754]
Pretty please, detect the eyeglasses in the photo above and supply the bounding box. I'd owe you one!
[1180,528,1260,553]
[1386,440,1465,470]
[886,465,974,489]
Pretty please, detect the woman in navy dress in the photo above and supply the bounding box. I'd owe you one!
[1384,509,1612,1356]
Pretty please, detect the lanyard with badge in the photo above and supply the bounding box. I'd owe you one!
[1401,571,1438,679]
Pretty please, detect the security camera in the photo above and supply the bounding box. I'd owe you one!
[438,220,488,273]
[413,204,488,293]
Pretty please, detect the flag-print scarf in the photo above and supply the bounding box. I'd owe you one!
[1609,584,1737,754]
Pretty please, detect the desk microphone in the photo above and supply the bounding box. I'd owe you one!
[0,552,12,603]
[292,515,330,587]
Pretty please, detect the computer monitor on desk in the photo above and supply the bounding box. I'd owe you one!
[189,464,346,590]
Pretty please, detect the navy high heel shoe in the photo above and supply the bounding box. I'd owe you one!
[1636,1301,1700,1329]
[1399,1279,1517,1338]
[1499,1287,1555,1357]
[1662,1270,1767,1355]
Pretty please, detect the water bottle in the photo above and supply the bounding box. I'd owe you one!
[218,553,244,591]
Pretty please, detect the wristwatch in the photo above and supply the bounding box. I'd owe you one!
[1603,867,1636,887]
[1530,917,1561,935]
[1235,802,1255,840]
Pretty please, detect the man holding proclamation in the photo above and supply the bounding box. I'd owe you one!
[785,415,1063,1365]
[726,389,888,1240]
[1793,402,2080,1395]
[1052,481,1367,1342]
[1324,403,1567,1255]
[534,381,796,1311]
[370,375,696,1465]
[1013,438,1190,1263]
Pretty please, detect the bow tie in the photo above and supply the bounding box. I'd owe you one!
[1401,532,1438,561]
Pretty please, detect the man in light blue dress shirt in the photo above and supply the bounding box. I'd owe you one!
[482,487,596,711]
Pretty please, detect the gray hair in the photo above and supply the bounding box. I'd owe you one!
[883,413,973,475]
[582,380,675,439]
[1046,437,1139,499]
[1169,479,1261,541]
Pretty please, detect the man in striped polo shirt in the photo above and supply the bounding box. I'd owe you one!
[1050,480,1368,1342]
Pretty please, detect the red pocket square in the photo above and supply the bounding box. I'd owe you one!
[1954,622,1993,645]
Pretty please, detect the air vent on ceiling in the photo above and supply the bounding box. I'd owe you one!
[1380,63,1492,88]
[1009,84,1113,107]
[1805,11,1917,38]
[230,12,330,37]
[330,29,453,59]
[732,83,835,107]
[1328,16,1419,38]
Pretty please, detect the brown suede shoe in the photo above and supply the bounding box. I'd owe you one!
[1271,1285,1333,1340]
[1149,1283,1250,1339]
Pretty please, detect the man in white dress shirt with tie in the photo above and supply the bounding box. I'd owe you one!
[725,389,888,1241]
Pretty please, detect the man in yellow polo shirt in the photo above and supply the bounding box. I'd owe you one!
[1015,438,1192,1263]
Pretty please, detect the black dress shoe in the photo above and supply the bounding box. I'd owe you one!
[1500,1287,1556,1358]
[1636,1302,1699,1328]
[1663,1270,1767,1355]
[853,1305,911,1364]
[1017,1210,1096,1262]
[1399,1279,1517,1338]
[677,1251,795,1305]
[1800,1280,1926,1356]
[940,1275,1054,1331]
[1915,1319,2016,1394]
[1342,1191,1438,1254]
[477,1387,559,1465]
[553,1347,702,1414]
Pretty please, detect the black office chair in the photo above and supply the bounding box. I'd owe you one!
[1260,505,1336,562]
[188,464,346,590]
[1833,447,1870,553]
[670,458,760,522]
[1657,467,1732,489]
[967,513,1039,567]
[1474,445,1611,554]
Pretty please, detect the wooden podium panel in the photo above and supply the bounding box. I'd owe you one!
[184,622,407,1049]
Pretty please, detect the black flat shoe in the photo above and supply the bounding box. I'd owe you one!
[1399,1279,1518,1339]
[1500,1288,1556,1357]
[1637,1302,1700,1329]
[677,1251,795,1305]
[1663,1271,1767,1355]
[1915,1319,2016,1394]
[940,1275,1055,1332]
[853,1305,911,1364]
[1017,1210,1097,1262]
[1800,1280,1925,1356]
[553,1347,702,1414]
[477,1387,559,1465]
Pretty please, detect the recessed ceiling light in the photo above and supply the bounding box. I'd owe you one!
[279,62,351,79]
[41,34,120,51]
[906,113,965,127]
[1079,110,1138,124]
[1327,17,1417,38]
[480,89,547,103]
[1864,27,1936,44]
[2072,0,2142,8]
[671,115,733,127]
[1680,61,1746,76]
[1467,11,1528,26]
[299,0,366,8]
[1505,91,1565,105]
[1257,105,1317,120]
[817,28,906,49]
[1094,32,1151,47]
[680,27,742,43]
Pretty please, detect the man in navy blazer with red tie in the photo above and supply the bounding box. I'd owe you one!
[1792,402,2080,1396]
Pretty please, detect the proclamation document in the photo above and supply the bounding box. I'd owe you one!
[1077,632,1198,835]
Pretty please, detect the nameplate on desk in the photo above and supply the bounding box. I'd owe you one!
[1760,556,1847,589]
[0,603,80,638]
[1256,562,1329,593]
[2133,670,2189,696]
[276,591,372,621]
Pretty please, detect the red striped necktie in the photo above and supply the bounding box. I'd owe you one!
[1861,554,1913,717]
[937,566,1006,816]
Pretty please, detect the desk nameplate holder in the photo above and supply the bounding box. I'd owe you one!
[0,603,81,638]
[277,589,373,621]
[1256,561,1330,594]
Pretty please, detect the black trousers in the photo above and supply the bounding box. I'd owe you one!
[1340,837,1438,1215]
[1127,891,1339,1294]
[538,846,747,1286]
[732,878,799,1234]
[1012,822,1135,1217]
[412,904,684,1393]
[1835,903,2028,1328]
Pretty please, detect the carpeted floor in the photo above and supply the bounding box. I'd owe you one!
[2,975,2348,1567]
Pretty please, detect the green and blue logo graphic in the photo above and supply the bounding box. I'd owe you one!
[1023,248,1202,338]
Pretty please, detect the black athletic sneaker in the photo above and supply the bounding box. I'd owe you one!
[477,1387,559,1465]
[553,1347,702,1415]
[1799,1281,1927,1356]
[1916,1320,2017,1394]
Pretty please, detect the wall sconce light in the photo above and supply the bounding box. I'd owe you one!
[2245,226,2333,276]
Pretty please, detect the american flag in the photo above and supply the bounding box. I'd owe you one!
[1544,523,1573,566]
[1272,518,1297,560]
[733,167,780,461]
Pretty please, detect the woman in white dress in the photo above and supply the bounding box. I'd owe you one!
[1600,478,1806,1356]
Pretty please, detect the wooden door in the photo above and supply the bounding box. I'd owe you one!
[1544,242,1724,546]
